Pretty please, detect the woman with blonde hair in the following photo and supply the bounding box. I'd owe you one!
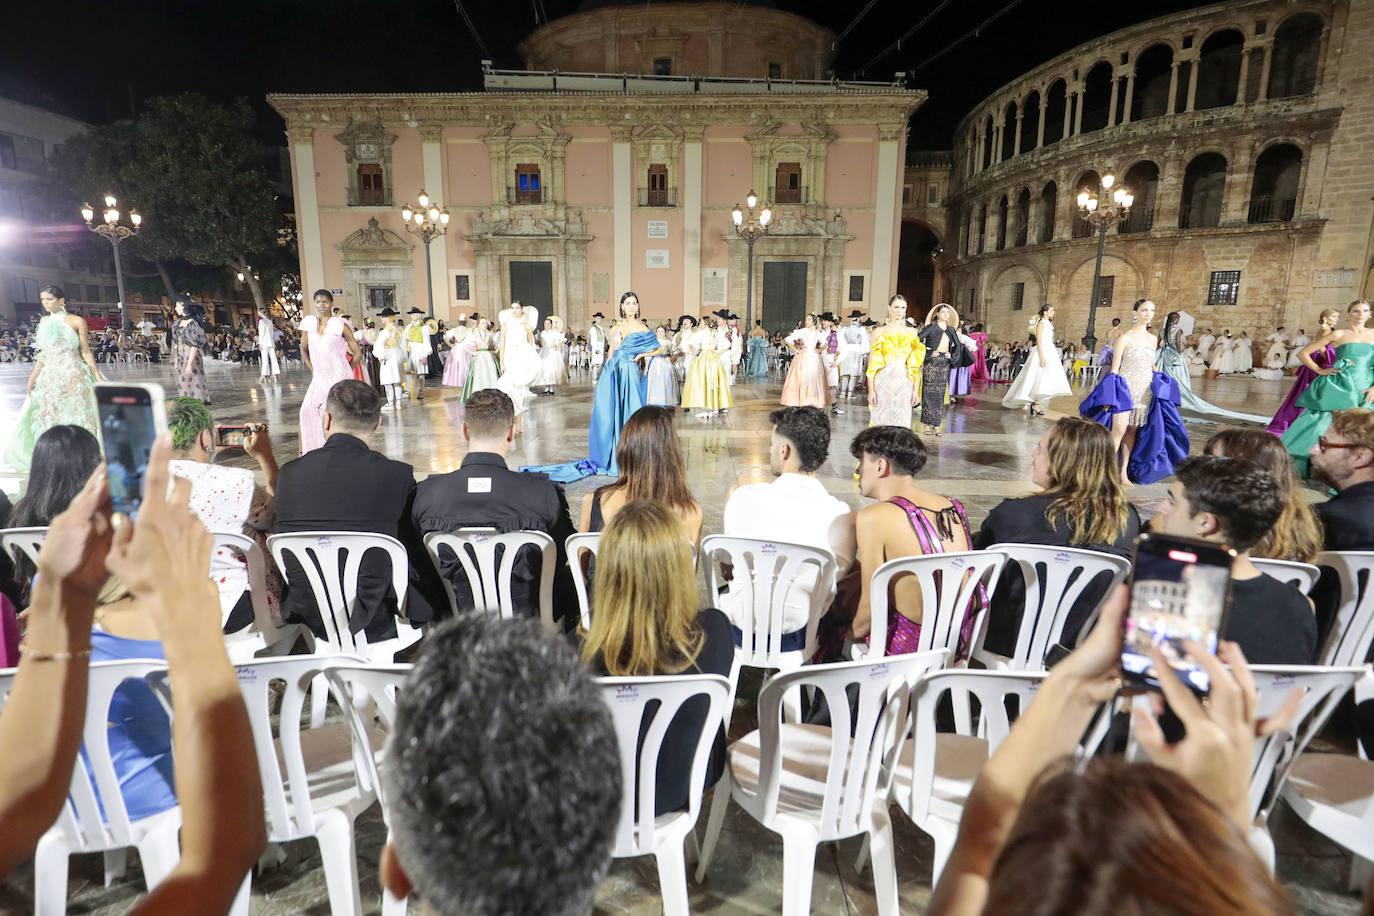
[580,499,732,814]
[1205,427,1323,563]
[974,415,1140,654]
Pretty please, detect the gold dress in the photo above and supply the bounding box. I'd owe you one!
[866,325,926,427]
[680,327,733,411]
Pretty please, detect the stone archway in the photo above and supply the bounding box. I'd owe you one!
[466,210,594,324]
[336,218,416,319]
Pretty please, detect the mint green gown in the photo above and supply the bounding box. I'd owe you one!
[1282,341,1374,470]
[3,311,100,478]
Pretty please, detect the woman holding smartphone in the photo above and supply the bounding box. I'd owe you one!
[3,285,104,478]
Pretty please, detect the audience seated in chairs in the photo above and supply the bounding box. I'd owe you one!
[411,388,578,627]
[1307,408,1374,551]
[1150,455,1317,665]
[1204,427,1324,563]
[975,416,1139,654]
[380,614,621,916]
[716,405,855,641]
[929,586,1299,916]
[578,405,704,551]
[0,436,264,912]
[579,499,732,815]
[273,379,443,641]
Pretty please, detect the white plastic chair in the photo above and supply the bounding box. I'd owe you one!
[1315,551,1374,669]
[214,531,305,662]
[701,535,838,728]
[424,529,557,632]
[0,525,47,569]
[856,550,1007,664]
[696,649,947,916]
[972,543,1129,671]
[565,531,601,631]
[31,660,182,916]
[1251,557,1321,595]
[598,673,731,916]
[228,655,381,916]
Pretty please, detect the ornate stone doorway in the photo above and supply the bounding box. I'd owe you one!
[335,218,415,320]
[467,211,593,323]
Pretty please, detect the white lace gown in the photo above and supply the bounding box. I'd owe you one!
[1234,337,1254,373]
[1211,338,1239,374]
[1002,319,1073,408]
[495,308,543,414]
[535,329,568,386]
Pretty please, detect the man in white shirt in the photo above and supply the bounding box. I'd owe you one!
[137,317,156,338]
[717,406,856,641]
[588,313,606,381]
[257,309,281,378]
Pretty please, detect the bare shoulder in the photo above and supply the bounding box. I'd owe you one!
[66,313,88,333]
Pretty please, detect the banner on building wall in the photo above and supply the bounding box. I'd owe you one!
[647,220,668,239]
[646,250,669,269]
[702,268,727,310]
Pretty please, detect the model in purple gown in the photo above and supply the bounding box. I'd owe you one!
[1267,344,1335,436]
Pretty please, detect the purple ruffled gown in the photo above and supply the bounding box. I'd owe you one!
[1267,345,1335,436]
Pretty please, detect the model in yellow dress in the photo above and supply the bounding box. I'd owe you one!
[681,312,734,416]
[866,295,926,427]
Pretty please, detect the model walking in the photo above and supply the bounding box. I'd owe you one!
[746,321,769,376]
[299,289,361,453]
[377,309,407,409]
[535,316,569,395]
[589,292,665,472]
[866,295,925,427]
[1283,299,1374,474]
[780,314,829,409]
[1269,309,1340,435]
[645,326,680,407]
[257,309,281,379]
[918,304,961,436]
[681,310,734,419]
[495,302,542,417]
[1001,304,1072,417]
[1155,311,1269,424]
[442,317,472,388]
[1107,299,1160,482]
[172,298,211,403]
[460,315,501,403]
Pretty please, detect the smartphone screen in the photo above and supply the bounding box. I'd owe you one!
[216,425,252,448]
[1121,533,1235,694]
[95,383,167,518]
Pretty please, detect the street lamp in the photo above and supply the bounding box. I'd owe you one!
[731,189,772,330]
[81,193,141,330]
[400,189,450,318]
[1075,174,1133,353]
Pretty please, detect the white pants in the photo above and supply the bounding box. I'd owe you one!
[260,346,280,376]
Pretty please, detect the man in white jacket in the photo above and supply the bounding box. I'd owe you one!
[257,309,281,378]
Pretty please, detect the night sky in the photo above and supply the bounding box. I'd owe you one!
[1,0,1215,148]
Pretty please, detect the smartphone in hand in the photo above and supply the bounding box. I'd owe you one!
[215,424,253,448]
[1121,533,1235,694]
[95,382,168,519]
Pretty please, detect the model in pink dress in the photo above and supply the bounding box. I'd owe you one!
[298,293,360,453]
[780,317,829,409]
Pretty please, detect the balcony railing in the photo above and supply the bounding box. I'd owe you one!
[1248,196,1296,224]
[507,187,544,205]
[349,188,394,207]
[773,185,808,204]
[1119,209,1155,234]
[637,187,678,207]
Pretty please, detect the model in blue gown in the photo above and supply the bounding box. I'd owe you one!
[746,335,769,377]
[589,329,661,474]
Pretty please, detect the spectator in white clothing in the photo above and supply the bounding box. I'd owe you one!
[717,406,856,641]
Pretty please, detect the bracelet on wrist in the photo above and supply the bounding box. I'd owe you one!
[18,643,93,662]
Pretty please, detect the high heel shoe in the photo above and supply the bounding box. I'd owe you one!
[1028,405,1045,417]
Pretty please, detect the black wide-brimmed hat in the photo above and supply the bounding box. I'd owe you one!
[818,312,838,323]
[378,308,399,317]
[712,308,730,319]
[592,312,605,319]
[848,309,865,318]
[678,314,698,327]
[407,307,425,316]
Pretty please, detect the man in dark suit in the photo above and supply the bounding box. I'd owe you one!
[273,379,442,639]
[1309,408,1374,551]
[411,388,578,629]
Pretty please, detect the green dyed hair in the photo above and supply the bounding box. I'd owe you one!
[168,396,213,451]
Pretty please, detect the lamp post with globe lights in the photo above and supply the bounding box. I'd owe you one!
[1075,174,1133,353]
[731,190,772,330]
[81,194,141,330]
[400,190,450,318]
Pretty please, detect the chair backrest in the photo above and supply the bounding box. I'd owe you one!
[903,668,1048,825]
[267,531,409,656]
[52,659,172,853]
[565,532,601,631]
[753,649,947,840]
[1251,558,1321,595]
[230,654,371,842]
[867,550,1007,660]
[323,663,413,819]
[0,525,47,569]
[424,529,556,631]
[1315,551,1374,668]
[700,535,838,665]
[212,530,293,645]
[976,543,1129,670]
[596,674,730,856]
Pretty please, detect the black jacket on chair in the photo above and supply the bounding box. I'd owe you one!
[411,452,579,629]
[272,433,444,640]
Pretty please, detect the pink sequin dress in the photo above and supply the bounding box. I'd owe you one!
[298,315,354,454]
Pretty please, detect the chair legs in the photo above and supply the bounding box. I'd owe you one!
[228,872,253,916]
[1351,854,1374,893]
[655,841,691,916]
[33,833,70,916]
[695,777,733,883]
[867,812,901,916]
[778,824,821,916]
[382,886,410,916]
[315,810,364,916]
[103,849,129,886]
[135,827,183,889]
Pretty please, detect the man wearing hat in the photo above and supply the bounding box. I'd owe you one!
[588,312,607,381]
[672,315,697,382]
[839,309,869,401]
[818,313,843,414]
[375,308,407,409]
[405,307,432,401]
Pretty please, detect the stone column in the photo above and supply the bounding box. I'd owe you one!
[1236,45,1252,104]
[1257,43,1273,101]
[419,123,451,319]
[1167,62,1180,115]
[993,125,1003,162]
[1155,156,1182,229]
[974,129,985,171]
[1036,87,1047,148]
[872,124,904,301]
[1107,76,1120,128]
[989,197,1005,251]
[682,126,704,315]
[1185,57,1199,111]
[1221,144,1254,225]
[1122,73,1136,122]
[611,126,633,298]
[1028,194,1043,244]
[1053,176,1074,240]
[1012,107,1022,156]
[287,127,327,299]
[1072,87,1084,135]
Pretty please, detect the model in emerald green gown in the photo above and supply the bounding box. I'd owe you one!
[1282,299,1374,473]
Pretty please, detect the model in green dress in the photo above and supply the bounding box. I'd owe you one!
[1282,298,1374,474]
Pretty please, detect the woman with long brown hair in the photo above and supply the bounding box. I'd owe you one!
[974,416,1140,653]
[578,405,702,548]
[579,499,732,814]
[1205,427,1323,563]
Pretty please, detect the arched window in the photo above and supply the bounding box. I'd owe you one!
[1268,13,1323,99]
[1043,80,1067,145]
[996,195,1009,249]
[1019,92,1040,153]
[976,202,987,253]
[1072,170,1101,238]
[1131,45,1175,120]
[1038,181,1057,244]
[1119,160,1160,233]
[1248,144,1303,222]
[1195,30,1244,109]
[982,115,995,171]
[1014,188,1031,247]
[1080,62,1114,133]
[1180,153,1227,228]
[1001,102,1017,161]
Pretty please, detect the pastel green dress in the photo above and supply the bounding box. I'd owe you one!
[3,311,100,477]
[1282,341,1374,471]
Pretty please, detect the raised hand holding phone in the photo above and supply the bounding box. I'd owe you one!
[94,382,167,519]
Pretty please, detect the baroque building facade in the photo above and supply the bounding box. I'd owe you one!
[941,0,1374,344]
[269,2,921,330]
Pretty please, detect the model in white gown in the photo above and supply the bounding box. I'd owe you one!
[1233,332,1254,373]
[535,318,568,393]
[1210,332,1238,373]
[1002,311,1073,413]
[495,304,542,416]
